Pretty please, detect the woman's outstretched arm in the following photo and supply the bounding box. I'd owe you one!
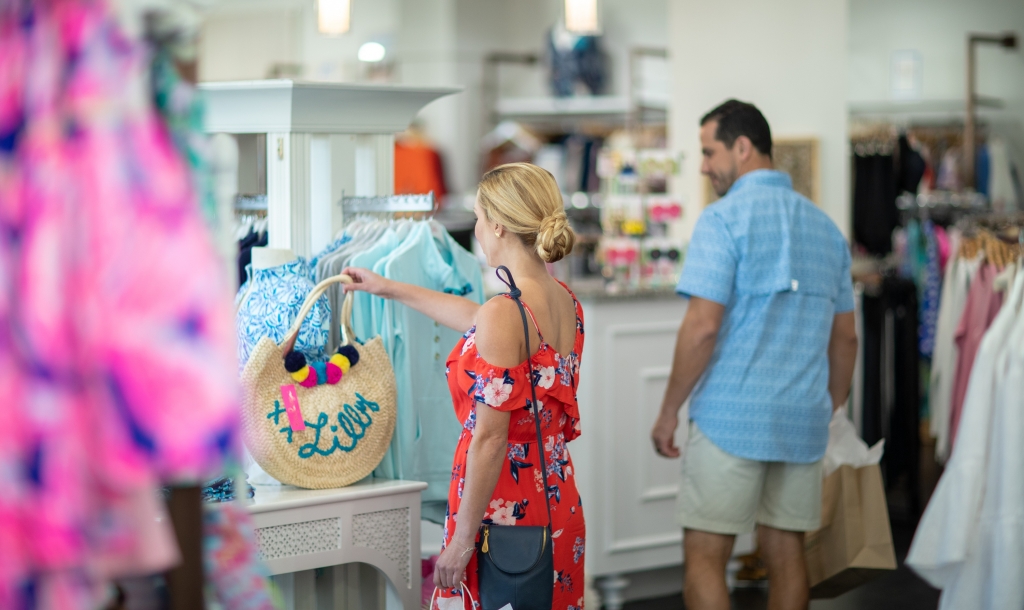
[341,267,481,333]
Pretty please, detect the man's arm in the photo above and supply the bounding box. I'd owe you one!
[651,296,725,458]
[827,311,858,410]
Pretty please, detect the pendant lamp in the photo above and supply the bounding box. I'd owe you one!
[565,0,600,35]
[318,0,351,35]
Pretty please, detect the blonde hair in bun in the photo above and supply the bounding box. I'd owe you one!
[477,162,577,263]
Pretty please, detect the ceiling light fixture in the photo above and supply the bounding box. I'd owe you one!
[317,0,350,36]
[358,42,386,63]
[564,0,600,35]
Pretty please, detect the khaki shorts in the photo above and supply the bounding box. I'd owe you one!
[677,422,822,535]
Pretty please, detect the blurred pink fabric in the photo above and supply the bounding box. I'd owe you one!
[949,264,1003,453]
[0,0,241,607]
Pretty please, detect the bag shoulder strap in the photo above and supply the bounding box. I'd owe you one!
[495,265,553,531]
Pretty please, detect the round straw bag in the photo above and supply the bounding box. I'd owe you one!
[240,275,396,489]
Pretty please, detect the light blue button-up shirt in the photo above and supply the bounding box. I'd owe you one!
[370,223,484,520]
[677,170,855,463]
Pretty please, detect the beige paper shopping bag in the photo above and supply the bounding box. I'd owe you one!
[804,464,897,599]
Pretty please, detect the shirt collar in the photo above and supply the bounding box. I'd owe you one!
[727,169,792,196]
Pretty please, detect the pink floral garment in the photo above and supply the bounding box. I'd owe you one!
[0,1,241,607]
[436,285,586,610]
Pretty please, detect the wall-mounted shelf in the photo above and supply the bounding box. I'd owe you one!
[848,97,1006,123]
[201,80,461,134]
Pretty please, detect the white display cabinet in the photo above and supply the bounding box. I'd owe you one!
[572,293,755,608]
[200,79,460,258]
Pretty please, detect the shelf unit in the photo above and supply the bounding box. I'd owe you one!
[495,94,667,127]
[201,80,460,258]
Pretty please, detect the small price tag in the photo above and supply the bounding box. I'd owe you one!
[280,384,306,431]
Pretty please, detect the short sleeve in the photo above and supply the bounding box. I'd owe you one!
[835,246,855,313]
[676,210,737,305]
[455,351,531,413]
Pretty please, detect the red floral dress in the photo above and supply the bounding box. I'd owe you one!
[435,283,586,610]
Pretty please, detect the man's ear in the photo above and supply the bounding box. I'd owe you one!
[734,135,753,161]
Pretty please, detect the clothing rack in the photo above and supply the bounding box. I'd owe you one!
[340,192,436,214]
[956,213,1024,267]
[235,194,268,212]
[896,191,987,212]
[896,191,989,225]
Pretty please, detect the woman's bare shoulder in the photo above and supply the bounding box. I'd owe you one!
[474,297,528,367]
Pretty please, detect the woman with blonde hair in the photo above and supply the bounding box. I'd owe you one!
[343,162,587,608]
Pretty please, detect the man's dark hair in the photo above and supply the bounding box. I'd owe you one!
[700,99,772,158]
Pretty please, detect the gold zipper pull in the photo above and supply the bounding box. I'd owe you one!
[481,526,490,553]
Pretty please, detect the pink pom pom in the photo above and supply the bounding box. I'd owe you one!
[325,362,343,385]
[299,367,319,388]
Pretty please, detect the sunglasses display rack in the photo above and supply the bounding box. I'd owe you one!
[596,148,684,292]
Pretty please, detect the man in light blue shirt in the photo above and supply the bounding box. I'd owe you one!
[651,100,859,610]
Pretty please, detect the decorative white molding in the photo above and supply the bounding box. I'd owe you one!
[256,517,342,561]
[637,365,677,504]
[288,133,310,257]
[601,322,682,562]
[352,508,412,589]
[266,132,291,251]
[607,531,683,555]
[640,484,679,503]
[604,321,682,342]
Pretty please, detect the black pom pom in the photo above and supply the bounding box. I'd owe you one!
[337,344,360,366]
[284,351,307,373]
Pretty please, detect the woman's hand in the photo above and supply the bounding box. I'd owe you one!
[341,267,392,297]
[433,538,475,590]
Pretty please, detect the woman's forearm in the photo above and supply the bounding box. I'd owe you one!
[385,280,481,332]
[450,434,506,549]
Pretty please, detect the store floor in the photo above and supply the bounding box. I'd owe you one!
[622,523,939,610]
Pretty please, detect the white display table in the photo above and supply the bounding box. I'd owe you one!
[246,479,428,610]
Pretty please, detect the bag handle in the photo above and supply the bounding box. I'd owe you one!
[495,265,554,531]
[279,274,356,355]
[429,584,476,610]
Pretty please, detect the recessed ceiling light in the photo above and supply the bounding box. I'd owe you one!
[565,0,600,35]
[318,0,350,36]
[358,42,387,63]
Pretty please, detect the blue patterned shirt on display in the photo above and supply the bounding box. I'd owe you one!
[677,170,855,463]
[235,258,331,370]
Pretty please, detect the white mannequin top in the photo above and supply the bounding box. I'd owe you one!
[251,247,297,269]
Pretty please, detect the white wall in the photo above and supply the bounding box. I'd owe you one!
[669,0,851,238]
[197,0,669,196]
[849,0,1024,105]
[848,0,1024,194]
[199,0,401,82]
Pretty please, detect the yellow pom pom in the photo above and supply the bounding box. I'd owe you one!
[330,353,351,374]
[290,367,310,383]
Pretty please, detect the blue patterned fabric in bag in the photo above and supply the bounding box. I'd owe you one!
[236,258,331,370]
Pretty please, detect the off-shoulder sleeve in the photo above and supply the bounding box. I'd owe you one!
[454,351,533,413]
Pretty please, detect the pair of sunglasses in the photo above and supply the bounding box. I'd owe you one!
[648,248,680,261]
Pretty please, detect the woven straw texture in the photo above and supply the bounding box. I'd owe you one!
[240,276,396,489]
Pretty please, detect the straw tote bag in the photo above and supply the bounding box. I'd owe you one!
[240,274,397,489]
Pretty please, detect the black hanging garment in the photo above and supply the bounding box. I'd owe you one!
[860,277,920,520]
[852,154,898,256]
[897,134,926,194]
